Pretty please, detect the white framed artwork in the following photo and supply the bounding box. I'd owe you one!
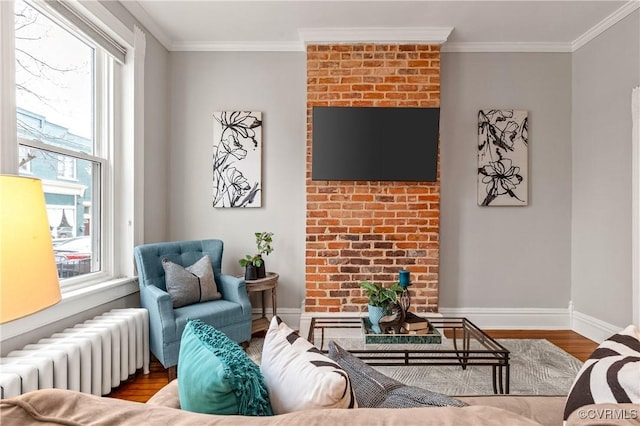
[478,109,528,206]
[212,111,262,208]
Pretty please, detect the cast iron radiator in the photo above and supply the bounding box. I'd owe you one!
[0,308,149,398]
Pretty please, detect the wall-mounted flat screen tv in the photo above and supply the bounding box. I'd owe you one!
[311,106,440,182]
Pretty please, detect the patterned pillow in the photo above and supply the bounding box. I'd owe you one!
[328,341,468,409]
[260,316,357,414]
[162,255,221,307]
[563,325,640,421]
[177,319,272,416]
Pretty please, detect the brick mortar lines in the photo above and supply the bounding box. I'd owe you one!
[305,44,441,314]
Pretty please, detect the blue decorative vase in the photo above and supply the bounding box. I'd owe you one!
[368,304,387,334]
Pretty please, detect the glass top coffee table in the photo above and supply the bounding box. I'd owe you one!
[307,316,511,394]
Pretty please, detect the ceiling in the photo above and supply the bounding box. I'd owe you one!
[120,1,636,52]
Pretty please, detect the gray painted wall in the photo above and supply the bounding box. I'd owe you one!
[167,50,575,312]
[439,53,573,309]
[571,11,640,328]
[168,52,307,310]
[100,1,170,244]
[141,27,170,244]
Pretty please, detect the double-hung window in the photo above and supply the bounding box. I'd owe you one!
[12,0,133,287]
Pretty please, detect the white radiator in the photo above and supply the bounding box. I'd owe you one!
[0,308,149,398]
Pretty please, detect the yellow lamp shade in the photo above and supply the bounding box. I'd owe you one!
[1,175,61,323]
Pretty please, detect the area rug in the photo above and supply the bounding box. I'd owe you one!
[246,338,582,396]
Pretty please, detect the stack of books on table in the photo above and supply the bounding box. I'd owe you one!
[402,312,431,334]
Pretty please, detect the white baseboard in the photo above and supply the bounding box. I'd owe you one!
[297,305,571,338]
[253,307,300,331]
[275,304,623,344]
[298,310,364,341]
[438,307,571,330]
[571,310,621,343]
[296,303,571,336]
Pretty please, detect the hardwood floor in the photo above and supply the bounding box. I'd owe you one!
[484,329,598,363]
[108,329,598,403]
[107,355,169,403]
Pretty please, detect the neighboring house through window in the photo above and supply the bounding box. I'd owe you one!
[56,155,76,180]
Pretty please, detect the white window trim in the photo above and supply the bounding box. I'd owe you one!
[632,86,639,326]
[1,1,18,174]
[0,277,139,341]
[0,0,145,342]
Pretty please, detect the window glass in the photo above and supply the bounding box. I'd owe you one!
[15,0,105,282]
[15,0,94,150]
[56,155,76,180]
[18,145,33,173]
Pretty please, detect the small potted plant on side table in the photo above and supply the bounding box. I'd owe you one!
[358,281,403,334]
[239,232,274,280]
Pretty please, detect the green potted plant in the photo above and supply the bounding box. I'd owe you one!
[358,281,403,334]
[239,232,274,280]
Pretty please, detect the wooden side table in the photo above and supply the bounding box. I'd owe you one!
[244,272,278,334]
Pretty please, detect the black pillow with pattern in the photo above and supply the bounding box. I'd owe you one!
[563,325,640,421]
[328,341,468,409]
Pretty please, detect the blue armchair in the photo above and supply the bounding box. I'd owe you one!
[134,239,252,370]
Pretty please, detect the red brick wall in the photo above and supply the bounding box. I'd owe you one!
[305,44,441,314]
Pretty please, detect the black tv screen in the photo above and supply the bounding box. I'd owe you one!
[311,106,440,182]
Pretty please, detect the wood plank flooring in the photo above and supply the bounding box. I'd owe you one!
[108,329,598,403]
[485,329,598,363]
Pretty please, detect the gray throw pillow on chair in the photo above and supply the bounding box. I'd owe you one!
[162,255,222,308]
[327,341,468,409]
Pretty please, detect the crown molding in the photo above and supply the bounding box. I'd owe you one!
[572,0,639,52]
[171,41,304,52]
[121,2,637,53]
[120,0,172,51]
[442,42,572,53]
[298,27,453,45]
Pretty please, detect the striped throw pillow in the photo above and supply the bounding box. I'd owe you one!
[563,325,640,421]
[260,316,357,414]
